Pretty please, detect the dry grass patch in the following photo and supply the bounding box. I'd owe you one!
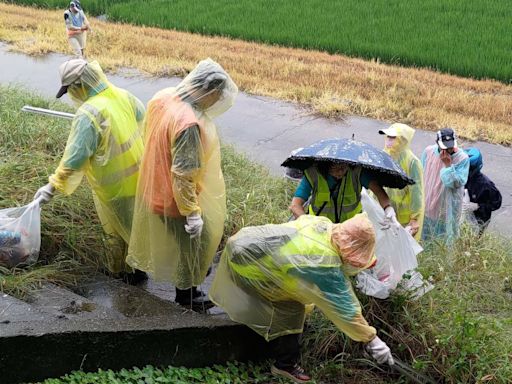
[1,3,512,145]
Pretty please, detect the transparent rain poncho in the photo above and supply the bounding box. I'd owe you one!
[383,124,424,240]
[209,214,378,342]
[126,58,238,288]
[421,145,469,244]
[50,61,145,272]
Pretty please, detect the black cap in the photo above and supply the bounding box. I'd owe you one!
[436,128,457,149]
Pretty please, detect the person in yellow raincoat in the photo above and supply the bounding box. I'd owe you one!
[209,214,394,383]
[34,59,146,284]
[379,123,424,240]
[126,58,238,310]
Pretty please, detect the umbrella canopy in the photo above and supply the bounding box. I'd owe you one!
[281,138,414,189]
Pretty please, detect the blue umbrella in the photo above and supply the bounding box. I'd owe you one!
[281,138,413,189]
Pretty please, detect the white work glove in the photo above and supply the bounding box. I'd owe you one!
[34,183,55,204]
[366,336,394,365]
[184,212,203,239]
[380,206,400,235]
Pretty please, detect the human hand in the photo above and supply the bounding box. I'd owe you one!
[366,336,394,365]
[185,212,203,239]
[379,206,400,236]
[34,183,55,204]
[440,149,452,167]
[405,220,419,236]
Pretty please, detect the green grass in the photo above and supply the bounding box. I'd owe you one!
[301,226,512,383]
[2,86,511,382]
[39,362,288,384]
[0,85,294,297]
[5,0,512,82]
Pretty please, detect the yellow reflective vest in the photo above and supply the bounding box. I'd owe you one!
[305,167,362,223]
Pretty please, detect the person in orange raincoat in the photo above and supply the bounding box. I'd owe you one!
[127,58,238,311]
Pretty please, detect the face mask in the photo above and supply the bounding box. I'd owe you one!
[385,137,396,149]
[68,83,89,106]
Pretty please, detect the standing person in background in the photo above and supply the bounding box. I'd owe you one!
[34,59,146,284]
[463,147,502,235]
[64,1,91,58]
[379,123,424,240]
[421,128,469,245]
[126,59,238,311]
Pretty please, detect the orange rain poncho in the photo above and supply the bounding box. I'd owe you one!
[382,123,425,240]
[126,58,238,288]
[209,214,377,342]
[49,61,145,273]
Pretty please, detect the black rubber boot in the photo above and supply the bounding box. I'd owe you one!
[120,269,149,285]
[175,287,214,312]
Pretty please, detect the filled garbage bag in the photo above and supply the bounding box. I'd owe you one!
[0,200,42,268]
[356,189,431,299]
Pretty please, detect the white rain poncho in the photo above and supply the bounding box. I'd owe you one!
[209,214,378,342]
[382,124,424,240]
[126,58,238,288]
[421,145,469,244]
[49,61,145,273]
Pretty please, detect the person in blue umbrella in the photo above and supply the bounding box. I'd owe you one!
[289,161,400,230]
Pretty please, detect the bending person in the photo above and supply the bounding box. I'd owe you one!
[289,158,400,231]
[210,214,394,383]
[126,58,238,311]
[34,59,146,284]
[379,123,424,239]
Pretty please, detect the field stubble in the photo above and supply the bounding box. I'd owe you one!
[0,3,512,145]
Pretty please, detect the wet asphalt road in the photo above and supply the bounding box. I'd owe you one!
[1,42,510,236]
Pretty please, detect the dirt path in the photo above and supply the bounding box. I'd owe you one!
[1,43,511,237]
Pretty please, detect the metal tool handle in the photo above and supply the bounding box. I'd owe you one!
[21,105,75,120]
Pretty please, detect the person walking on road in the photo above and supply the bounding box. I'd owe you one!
[379,123,424,240]
[210,213,394,383]
[126,58,238,311]
[64,1,91,58]
[34,59,146,284]
[421,128,469,244]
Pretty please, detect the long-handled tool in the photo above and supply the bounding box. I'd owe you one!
[390,357,439,384]
[21,105,75,120]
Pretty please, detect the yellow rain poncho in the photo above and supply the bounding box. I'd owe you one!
[49,61,145,273]
[126,58,238,288]
[382,124,424,240]
[209,214,377,342]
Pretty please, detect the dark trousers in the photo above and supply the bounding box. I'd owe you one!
[270,333,301,369]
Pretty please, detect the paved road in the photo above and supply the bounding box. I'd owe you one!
[1,43,511,236]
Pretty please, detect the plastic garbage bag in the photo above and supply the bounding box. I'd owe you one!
[0,199,42,268]
[356,189,432,299]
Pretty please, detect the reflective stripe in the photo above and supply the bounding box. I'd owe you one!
[98,162,139,186]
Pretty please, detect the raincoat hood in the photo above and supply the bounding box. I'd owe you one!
[175,58,238,118]
[331,213,376,275]
[382,123,415,159]
[465,147,483,174]
[67,61,109,106]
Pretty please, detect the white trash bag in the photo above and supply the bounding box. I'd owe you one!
[355,189,433,299]
[0,199,42,268]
